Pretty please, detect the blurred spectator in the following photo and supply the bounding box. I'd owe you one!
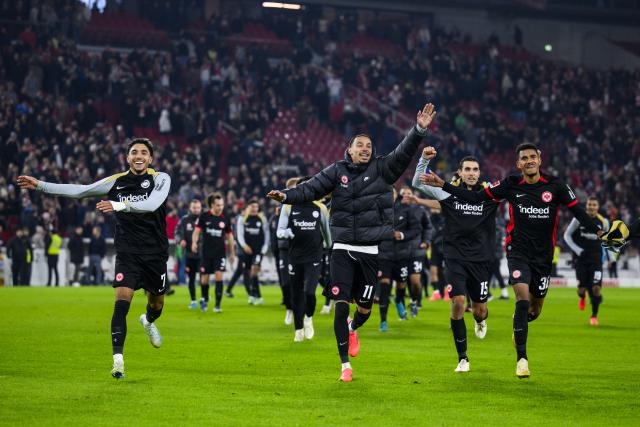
[45,228,62,287]
[7,228,32,286]
[67,226,85,285]
[88,226,106,285]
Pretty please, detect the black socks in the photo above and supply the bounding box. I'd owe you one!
[145,303,163,323]
[215,280,223,307]
[379,282,391,322]
[334,302,350,363]
[514,300,530,360]
[111,300,130,355]
[351,309,371,331]
[450,318,467,361]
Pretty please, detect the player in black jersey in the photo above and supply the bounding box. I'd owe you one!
[400,186,431,318]
[225,209,248,298]
[413,147,499,373]
[270,203,294,325]
[420,142,604,378]
[192,192,236,313]
[564,196,610,325]
[237,199,270,305]
[277,176,332,342]
[175,199,203,309]
[18,138,171,379]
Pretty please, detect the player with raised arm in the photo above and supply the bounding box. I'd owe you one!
[412,147,499,373]
[277,176,332,341]
[419,142,604,378]
[267,103,436,382]
[563,196,610,325]
[18,138,171,379]
[192,192,236,313]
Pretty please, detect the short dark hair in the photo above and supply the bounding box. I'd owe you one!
[248,198,259,206]
[458,156,480,170]
[515,142,540,158]
[127,138,154,156]
[587,196,599,203]
[206,192,223,207]
[190,198,202,205]
[348,133,372,146]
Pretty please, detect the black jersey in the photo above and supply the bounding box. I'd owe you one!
[278,201,331,263]
[564,214,609,265]
[442,173,598,265]
[238,213,269,253]
[196,211,232,256]
[175,213,200,259]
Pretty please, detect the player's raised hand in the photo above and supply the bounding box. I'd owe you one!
[266,190,286,202]
[96,200,114,213]
[422,146,437,160]
[17,175,38,190]
[419,171,445,188]
[417,103,437,129]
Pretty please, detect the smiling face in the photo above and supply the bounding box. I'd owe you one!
[458,160,480,187]
[586,198,599,218]
[516,148,542,178]
[127,143,152,175]
[189,200,202,216]
[211,198,224,216]
[348,136,372,165]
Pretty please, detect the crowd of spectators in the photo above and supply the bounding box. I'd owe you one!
[1,1,638,284]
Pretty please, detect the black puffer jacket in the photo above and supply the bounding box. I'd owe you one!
[282,126,426,245]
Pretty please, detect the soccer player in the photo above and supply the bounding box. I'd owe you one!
[192,193,236,312]
[268,103,436,382]
[419,142,604,378]
[237,199,270,305]
[277,176,332,341]
[412,147,499,373]
[175,199,203,309]
[378,188,421,331]
[563,196,610,325]
[401,186,431,318]
[18,138,171,379]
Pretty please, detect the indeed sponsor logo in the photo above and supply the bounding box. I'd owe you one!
[518,205,549,215]
[118,193,148,203]
[454,201,483,213]
[293,219,317,228]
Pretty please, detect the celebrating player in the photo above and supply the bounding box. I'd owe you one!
[175,199,203,309]
[237,199,270,305]
[563,196,609,325]
[413,147,499,373]
[277,176,332,341]
[18,138,171,379]
[419,142,604,378]
[268,103,436,382]
[192,192,236,313]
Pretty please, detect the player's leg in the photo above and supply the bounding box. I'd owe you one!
[429,264,441,301]
[509,257,532,378]
[394,264,409,320]
[279,251,293,323]
[347,252,377,356]
[409,259,423,317]
[470,262,490,339]
[328,249,355,381]
[226,256,244,297]
[186,258,198,308]
[290,263,305,341]
[213,268,224,312]
[590,264,603,324]
[446,259,469,371]
[576,262,587,311]
[251,255,263,304]
[139,254,168,349]
[199,262,210,312]
[302,262,320,339]
[241,255,254,303]
[527,270,550,323]
[378,277,391,332]
[111,286,134,379]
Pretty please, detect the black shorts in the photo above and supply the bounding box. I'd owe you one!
[576,261,603,288]
[507,256,551,298]
[325,249,378,309]
[319,250,331,287]
[431,245,444,269]
[113,252,168,295]
[445,258,491,303]
[185,257,200,275]
[378,259,409,283]
[289,261,322,294]
[409,257,424,275]
[241,253,263,267]
[200,256,226,274]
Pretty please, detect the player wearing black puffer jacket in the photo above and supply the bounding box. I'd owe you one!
[267,103,437,382]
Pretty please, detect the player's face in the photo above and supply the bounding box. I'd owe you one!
[586,199,599,217]
[249,202,259,215]
[348,137,372,164]
[190,201,202,216]
[127,143,152,175]
[210,199,224,215]
[516,149,541,177]
[458,161,480,187]
[400,188,413,203]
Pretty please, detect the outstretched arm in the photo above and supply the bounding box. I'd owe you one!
[267,164,337,205]
[411,147,451,201]
[18,174,115,198]
[96,172,171,213]
[563,218,583,256]
[380,104,436,184]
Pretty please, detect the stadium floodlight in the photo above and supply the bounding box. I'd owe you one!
[262,2,302,9]
[544,44,553,52]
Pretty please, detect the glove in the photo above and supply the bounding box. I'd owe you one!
[600,220,629,253]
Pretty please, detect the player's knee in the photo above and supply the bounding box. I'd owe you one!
[527,310,540,322]
[334,301,349,321]
[357,305,371,315]
[473,306,487,322]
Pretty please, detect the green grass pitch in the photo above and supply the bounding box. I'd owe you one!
[1,285,638,426]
